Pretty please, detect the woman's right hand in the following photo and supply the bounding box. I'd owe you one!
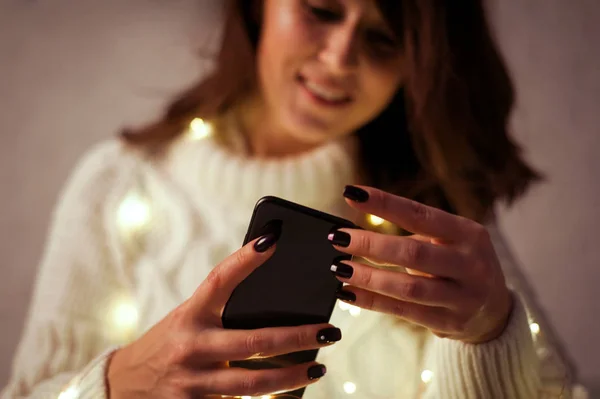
[107,234,340,398]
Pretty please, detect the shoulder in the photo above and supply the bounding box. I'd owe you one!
[65,139,149,193]
[56,139,147,213]
[68,139,138,187]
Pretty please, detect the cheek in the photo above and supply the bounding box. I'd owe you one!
[361,63,404,110]
[258,4,315,81]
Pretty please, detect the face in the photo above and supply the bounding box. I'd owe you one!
[254,0,404,148]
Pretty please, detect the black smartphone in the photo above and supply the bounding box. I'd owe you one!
[222,196,357,397]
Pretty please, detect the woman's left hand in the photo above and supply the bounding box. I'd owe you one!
[330,186,514,344]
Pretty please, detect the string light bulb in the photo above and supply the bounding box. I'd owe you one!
[189,118,213,140]
[368,214,385,226]
[343,381,357,394]
[117,193,151,232]
[349,305,361,317]
[112,300,139,331]
[421,369,434,383]
[530,322,540,335]
[58,385,78,399]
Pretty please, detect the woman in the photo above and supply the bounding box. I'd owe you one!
[3,0,549,398]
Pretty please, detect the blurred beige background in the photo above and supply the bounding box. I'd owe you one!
[1,0,598,393]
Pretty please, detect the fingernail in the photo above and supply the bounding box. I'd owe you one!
[336,289,357,303]
[254,233,277,253]
[330,261,354,279]
[328,231,351,247]
[316,327,342,344]
[343,185,370,202]
[307,364,327,380]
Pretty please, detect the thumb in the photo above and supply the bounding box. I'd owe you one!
[189,234,278,315]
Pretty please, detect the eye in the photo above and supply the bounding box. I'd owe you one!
[303,1,341,22]
[366,30,398,50]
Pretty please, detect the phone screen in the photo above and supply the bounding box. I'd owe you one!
[221,197,356,396]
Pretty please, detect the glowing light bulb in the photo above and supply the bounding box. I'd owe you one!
[58,386,78,399]
[189,118,212,140]
[112,300,139,331]
[421,369,434,383]
[338,301,351,311]
[348,305,361,317]
[368,214,385,226]
[117,194,151,231]
[343,381,357,394]
[261,396,273,399]
[530,322,540,335]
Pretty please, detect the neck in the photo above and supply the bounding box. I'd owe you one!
[235,93,321,158]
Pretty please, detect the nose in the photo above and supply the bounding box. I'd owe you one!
[318,26,360,74]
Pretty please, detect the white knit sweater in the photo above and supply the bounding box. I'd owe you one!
[2,124,544,399]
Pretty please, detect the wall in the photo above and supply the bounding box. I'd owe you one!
[489,0,600,390]
[0,0,220,384]
[1,0,598,392]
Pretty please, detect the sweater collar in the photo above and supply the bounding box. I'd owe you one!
[166,114,358,221]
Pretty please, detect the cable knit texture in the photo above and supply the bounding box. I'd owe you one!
[2,126,543,398]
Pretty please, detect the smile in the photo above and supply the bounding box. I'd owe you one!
[298,75,353,107]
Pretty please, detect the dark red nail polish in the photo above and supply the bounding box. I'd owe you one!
[328,231,351,247]
[343,185,370,203]
[316,327,342,344]
[254,233,277,253]
[330,261,354,279]
[336,289,357,303]
[307,364,327,380]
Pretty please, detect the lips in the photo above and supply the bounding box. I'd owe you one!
[298,74,353,106]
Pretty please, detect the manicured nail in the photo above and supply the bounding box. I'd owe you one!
[254,233,277,253]
[328,231,351,247]
[307,364,327,380]
[343,185,370,202]
[336,289,357,303]
[316,327,342,344]
[330,261,354,279]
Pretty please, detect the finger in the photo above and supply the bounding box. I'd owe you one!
[343,185,473,241]
[331,260,464,308]
[190,234,278,313]
[202,324,341,361]
[186,362,327,397]
[329,229,466,279]
[338,286,453,332]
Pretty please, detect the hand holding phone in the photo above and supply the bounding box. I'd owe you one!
[107,235,333,399]
[222,196,358,397]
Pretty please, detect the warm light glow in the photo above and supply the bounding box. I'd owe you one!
[117,194,151,231]
[530,322,540,335]
[343,382,357,394]
[58,385,78,399]
[421,369,434,383]
[261,396,272,399]
[349,305,361,317]
[368,214,385,226]
[189,118,212,140]
[338,301,351,311]
[241,397,251,399]
[112,300,139,331]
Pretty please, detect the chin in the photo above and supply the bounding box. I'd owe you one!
[284,110,344,145]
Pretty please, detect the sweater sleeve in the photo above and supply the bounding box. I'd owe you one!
[1,141,135,399]
[421,293,540,399]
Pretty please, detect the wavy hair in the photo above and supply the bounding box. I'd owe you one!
[122,0,541,222]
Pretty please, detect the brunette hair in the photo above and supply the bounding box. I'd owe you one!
[122,0,541,222]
